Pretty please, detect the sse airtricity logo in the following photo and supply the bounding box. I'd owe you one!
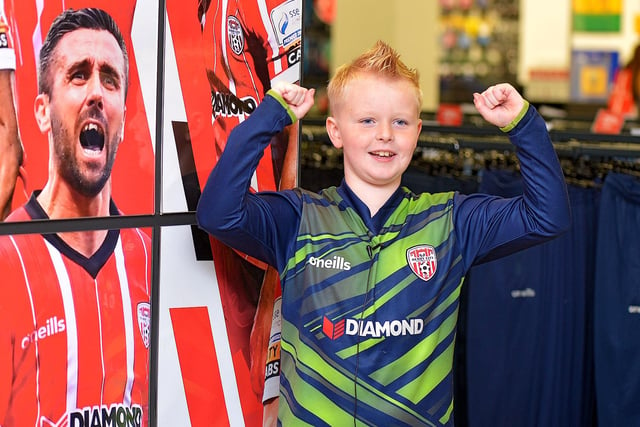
[277,11,289,34]
[270,0,301,47]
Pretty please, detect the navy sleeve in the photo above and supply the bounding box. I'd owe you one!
[196,94,303,271]
[453,105,571,268]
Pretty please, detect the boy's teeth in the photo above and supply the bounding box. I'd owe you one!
[373,151,392,157]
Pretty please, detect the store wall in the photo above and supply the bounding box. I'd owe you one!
[331,0,440,111]
[520,0,640,102]
[331,0,640,107]
[521,0,640,80]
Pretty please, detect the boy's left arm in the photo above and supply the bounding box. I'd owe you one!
[455,84,571,266]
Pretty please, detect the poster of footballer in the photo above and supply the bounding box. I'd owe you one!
[2,0,156,220]
[159,0,302,425]
[0,0,157,425]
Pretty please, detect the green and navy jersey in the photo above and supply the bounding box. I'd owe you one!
[197,93,571,426]
[279,186,462,425]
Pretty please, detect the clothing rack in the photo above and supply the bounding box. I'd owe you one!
[299,119,640,191]
[300,119,640,159]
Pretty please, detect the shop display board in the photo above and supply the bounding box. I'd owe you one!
[438,0,519,104]
[0,0,302,425]
[570,49,619,103]
[0,223,153,425]
[6,0,156,218]
[0,0,157,425]
[160,0,302,425]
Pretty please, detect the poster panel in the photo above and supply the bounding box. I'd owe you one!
[0,226,153,425]
[0,1,157,426]
[160,0,302,425]
[4,0,156,220]
[157,224,257,425]
[570,49,619,103]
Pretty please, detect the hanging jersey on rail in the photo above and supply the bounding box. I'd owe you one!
[465,170,596,427]
[594,172,640,427]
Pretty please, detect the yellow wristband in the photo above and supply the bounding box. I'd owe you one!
[499,100,530,132]
[267,89,298,124]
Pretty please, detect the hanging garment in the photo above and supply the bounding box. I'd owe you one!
[594,172,640,427]
[464,169,598,427]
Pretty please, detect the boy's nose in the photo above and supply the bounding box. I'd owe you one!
[376,123,393,141]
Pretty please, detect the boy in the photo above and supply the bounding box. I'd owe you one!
[197,41,570,426]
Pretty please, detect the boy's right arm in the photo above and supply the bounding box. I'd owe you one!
[196,84,314,268]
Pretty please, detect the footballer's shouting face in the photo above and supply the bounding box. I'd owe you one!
[35,28,126,198]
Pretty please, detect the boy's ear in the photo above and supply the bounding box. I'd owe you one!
[34,93,51,134]
[326,116,343,149]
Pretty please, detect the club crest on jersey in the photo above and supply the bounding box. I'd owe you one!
[227,15,244,56]
[406,245,437,281]
[137,302,151,349]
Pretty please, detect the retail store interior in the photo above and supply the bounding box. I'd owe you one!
[299,1,640,426]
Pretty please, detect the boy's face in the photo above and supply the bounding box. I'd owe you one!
[326,72,421,194]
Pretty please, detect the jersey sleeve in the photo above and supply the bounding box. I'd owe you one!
[196,94,303,272]
[453,105,571,268]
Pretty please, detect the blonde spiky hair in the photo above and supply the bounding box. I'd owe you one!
[327,40,422,113]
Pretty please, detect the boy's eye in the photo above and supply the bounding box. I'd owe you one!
[360,118,374,125]
[395,119,408,126]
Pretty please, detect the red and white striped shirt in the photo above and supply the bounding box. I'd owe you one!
[199,0,302,190]
[0,197,151,427]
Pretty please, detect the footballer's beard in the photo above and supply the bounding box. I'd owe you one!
[51,116,119,199]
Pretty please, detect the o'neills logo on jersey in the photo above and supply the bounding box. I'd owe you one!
[406,245,437,282]
[322,316,424,340]
[211,91,257,118]
[22,316,66,349]
[52,404,143,427]
[511,288,536,298]
[308,255,351,271]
